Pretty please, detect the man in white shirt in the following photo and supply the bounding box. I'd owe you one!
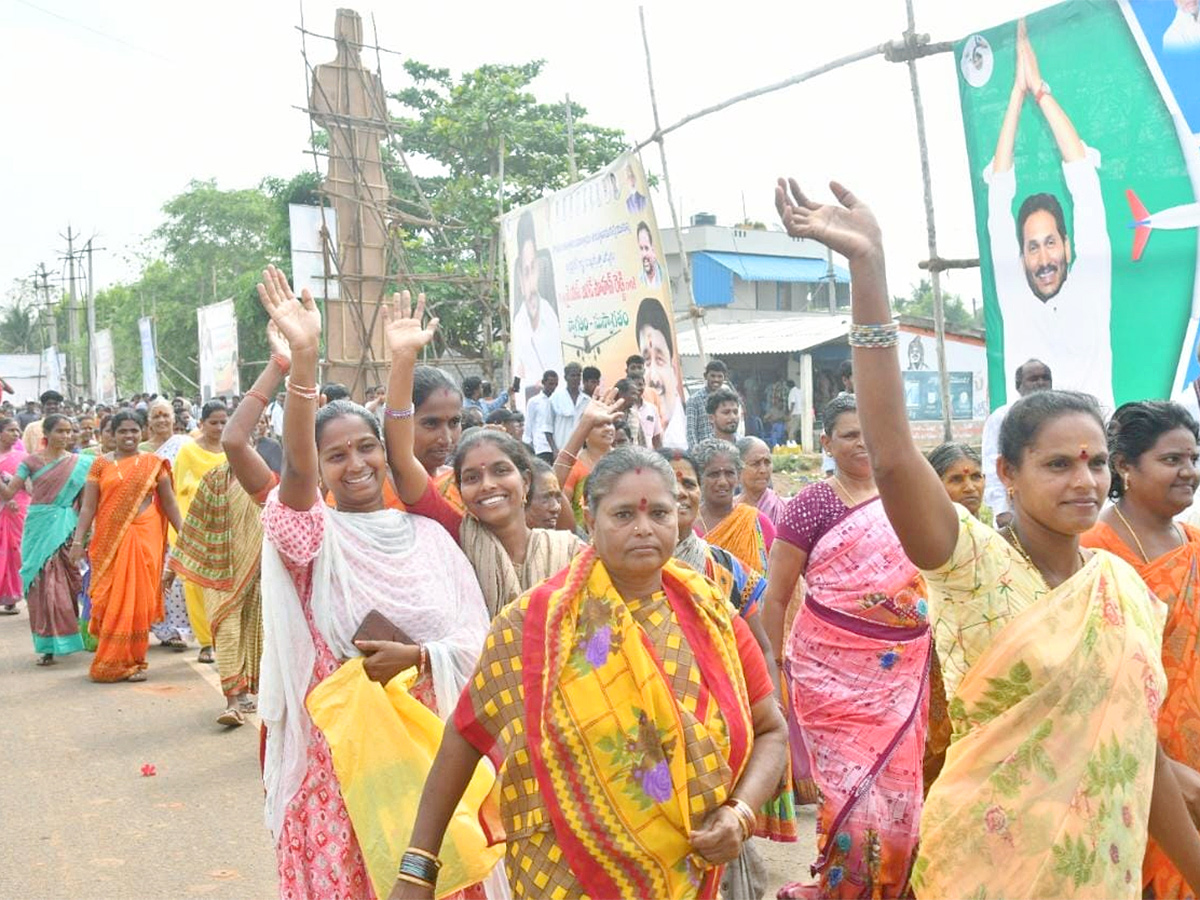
[525,369,559,462]
[786,379,802,443]
[1164,0,1200,51]
[981,358,1053,527]
[551,362,589,451]
[637,221,664,289]
[986,19,1112,408]
[510,210,564,384]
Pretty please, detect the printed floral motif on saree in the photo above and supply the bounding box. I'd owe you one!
[915,508,1167,900]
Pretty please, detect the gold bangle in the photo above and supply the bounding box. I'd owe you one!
[404,847,441,865]
[723,797,756,841]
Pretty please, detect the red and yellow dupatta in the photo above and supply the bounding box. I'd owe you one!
[522,547,754,900]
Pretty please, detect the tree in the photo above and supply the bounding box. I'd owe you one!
[893,279,982,331]
[389,60,629,373]
[0,293,41,354]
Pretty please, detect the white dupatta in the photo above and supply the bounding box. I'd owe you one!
[259,493,490,840]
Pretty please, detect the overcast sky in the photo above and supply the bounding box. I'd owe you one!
[2,0,1052,311]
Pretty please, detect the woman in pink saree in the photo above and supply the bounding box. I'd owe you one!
[0,417,28,614]
[763,394,930,898]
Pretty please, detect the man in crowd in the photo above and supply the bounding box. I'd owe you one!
[982,358,1053,528]
[625,354,645,381]
[22,389,62,450]
[786,379,802,443]
[526,369,558,463]
[16,398,40,431]
[581,366,601,399]
[551,362,589,453]
[685,358,728,447]
[462,375,510,417]
[707,387,741,444]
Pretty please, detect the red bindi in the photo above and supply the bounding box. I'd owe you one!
[639,497,648,510]
[1079,445,1089,461]
[634,467,643,475]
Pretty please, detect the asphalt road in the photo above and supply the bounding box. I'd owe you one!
[0,601,817,899]
[0,605,277,900]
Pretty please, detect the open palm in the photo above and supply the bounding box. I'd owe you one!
[256,266,320,353]
[383,290,439,356]
[774,178,881,261]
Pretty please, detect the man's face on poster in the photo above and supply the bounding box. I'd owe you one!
[1021,210,1072,302]
[638,227,658,280]
[640,325,677,409]
[626,165,638,193]
[519,239,540,311]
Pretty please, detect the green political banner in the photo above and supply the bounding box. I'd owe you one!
[956,0,1200,410]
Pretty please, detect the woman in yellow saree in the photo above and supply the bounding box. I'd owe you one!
[172,400,228,663]
[71,411,183,682]
[774,172,1200,898]
[388,445,788,900]
[1083,400,1200,899]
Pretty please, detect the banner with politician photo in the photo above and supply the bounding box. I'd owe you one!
[955,0,1200,410]
[196,298,240,402]
[501,151,687,447]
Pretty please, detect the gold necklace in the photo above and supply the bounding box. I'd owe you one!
[1112,504,1150,564]
[830,472,877,507]
[1004,523,1085,590]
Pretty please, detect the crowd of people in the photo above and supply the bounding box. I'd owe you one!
[4,174,1200,900]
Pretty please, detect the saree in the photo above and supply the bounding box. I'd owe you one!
[696,504,769,575]
[562,457,593,531]
[459,515,579,619]
[1082,521,1200,899]
[785,497,931,898]
[170,464,266,696]
[148,435,193,645]
[746,487,785,525]
[434,467,466,515]
[19,453,93,655]
[0,445,29,604]
[259,492,490,899]
[88,454,171,682]
[173,440,225,648]
[913,508,1166,900]
[675,532,797,844]
[454,549,760,899]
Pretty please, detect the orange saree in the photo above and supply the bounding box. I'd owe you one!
[1082,521,1200,899]
[88,453,171,683]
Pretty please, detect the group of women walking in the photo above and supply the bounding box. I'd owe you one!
[8,173,1200,900]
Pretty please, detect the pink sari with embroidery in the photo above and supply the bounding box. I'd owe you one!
[784,497,930,898]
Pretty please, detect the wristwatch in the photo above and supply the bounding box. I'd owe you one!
[1035,80,1051,103]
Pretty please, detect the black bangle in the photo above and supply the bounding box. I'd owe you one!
[398,851,440,885]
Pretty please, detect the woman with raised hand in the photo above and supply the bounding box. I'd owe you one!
[1082,401,1200,900]
[0,417,29,616]
[172,399,228,664]
[691,439,774,576]
[775,175,1200,898]
[0,414,91,664]
[70,410,183,682]
[388,446,787,900]
[735,436,784,525]
[383,291,584,618]
[252,267,490,899]
[168,321,290,727]
[411,365,466,514]
[760,391,931,899]
[553,403,617,531]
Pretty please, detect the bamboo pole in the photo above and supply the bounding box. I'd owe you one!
[638,6,706,365]
[903,0,954,442]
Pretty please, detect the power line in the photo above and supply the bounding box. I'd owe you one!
[14,0,172,62]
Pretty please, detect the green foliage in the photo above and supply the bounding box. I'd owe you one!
[90,175,319,396]
[1084,737,1139,796]
[1051,833,1097,889]
[971,659,1034,724]
[389,59,628,368]
[893,279,982,331]
[0,282,42,354]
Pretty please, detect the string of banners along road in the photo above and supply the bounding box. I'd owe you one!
[956,0,1200,411]
[502,152,688,447]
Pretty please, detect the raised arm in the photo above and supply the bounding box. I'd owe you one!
[775,179,958,569]
[1019,19,1085,164]
[256,266,322,511]
[992,29,1027,175]
[223,322,289,498]
[551,389,624,488]
[382,291,439,506]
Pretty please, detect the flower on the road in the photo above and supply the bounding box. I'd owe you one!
[141,763,157,777]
